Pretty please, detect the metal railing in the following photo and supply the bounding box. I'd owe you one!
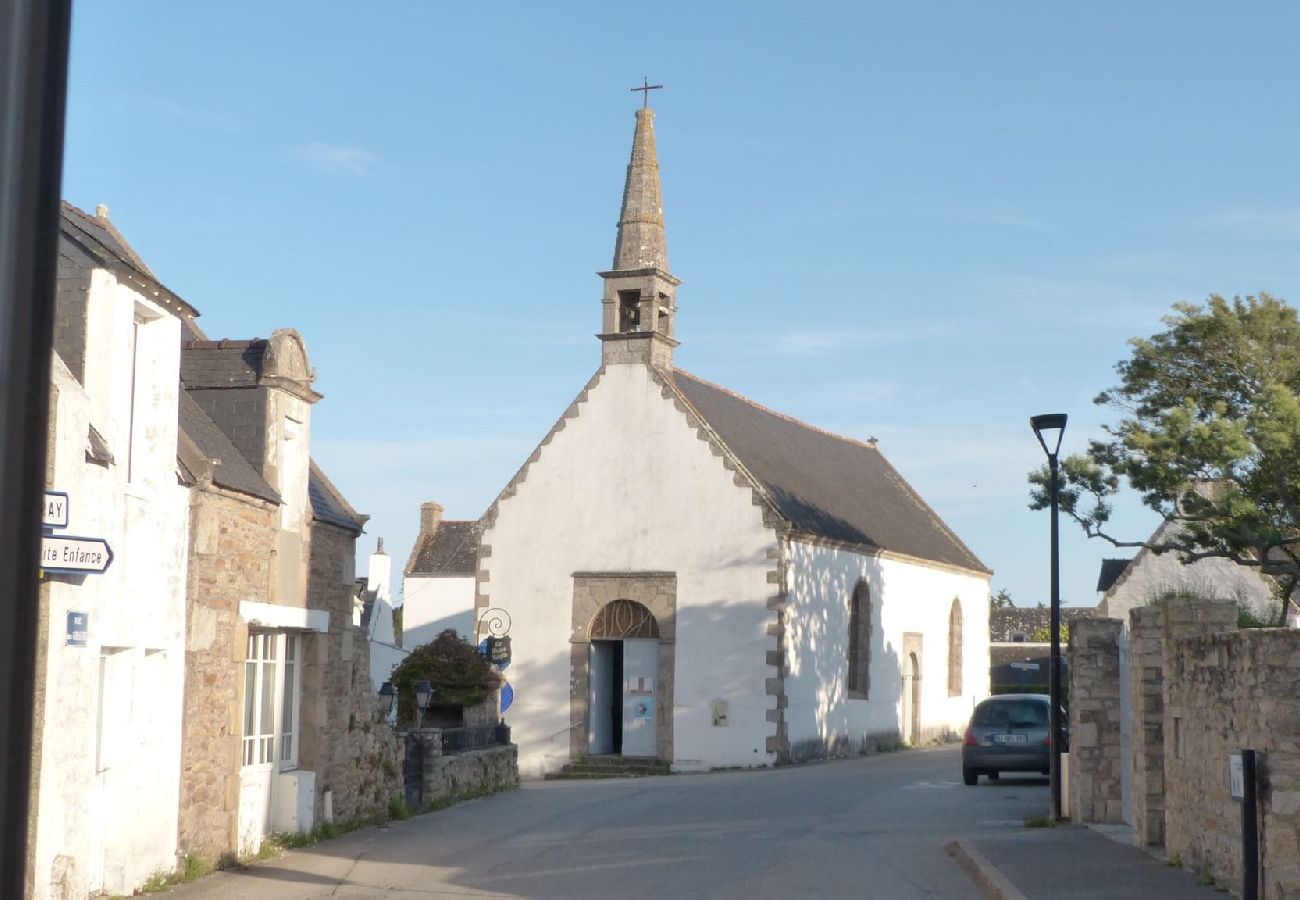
[438,722,511,755]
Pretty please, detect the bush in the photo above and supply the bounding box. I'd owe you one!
[390,629,500,728]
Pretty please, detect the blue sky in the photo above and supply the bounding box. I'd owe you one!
[62,3,1300,608]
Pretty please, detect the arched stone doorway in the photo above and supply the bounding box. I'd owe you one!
[588,600,660,757]
[570,574,676,761]
[901,632,923,746]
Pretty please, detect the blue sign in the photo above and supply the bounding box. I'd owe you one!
[66,611,88,647]
[500,681,514,714]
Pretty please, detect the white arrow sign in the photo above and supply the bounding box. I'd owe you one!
[41,535,114,574]
[43,491,69,529]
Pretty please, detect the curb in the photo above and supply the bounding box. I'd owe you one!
[946,839,1029,900]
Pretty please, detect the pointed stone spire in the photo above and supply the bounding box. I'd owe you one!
[612,108,668,272]
[598,105,681,369]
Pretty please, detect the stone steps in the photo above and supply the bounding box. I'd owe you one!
[544,757,672,780]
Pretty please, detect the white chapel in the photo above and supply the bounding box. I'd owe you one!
[473,103,992,777]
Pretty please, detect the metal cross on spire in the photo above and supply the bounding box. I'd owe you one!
[630,77,663,108]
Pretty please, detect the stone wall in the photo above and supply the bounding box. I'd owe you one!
[1068,618,1123,823]
[301,520,400,825]
[179,485,276,861]
[1130,597,1237,847]
[410,729,519,808]
[1165,629,1300,897]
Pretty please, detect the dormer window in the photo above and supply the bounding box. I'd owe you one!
[618,290,641,333]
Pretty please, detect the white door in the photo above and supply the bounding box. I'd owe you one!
[588,641,615,755]
[621,640,658,758]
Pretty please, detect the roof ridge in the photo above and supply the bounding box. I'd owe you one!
[673,368,882,453]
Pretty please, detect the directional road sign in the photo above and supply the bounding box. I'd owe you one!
[43,491,68,529]
[41,534,113,574]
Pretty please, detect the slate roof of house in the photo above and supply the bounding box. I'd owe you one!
[1096,558,1132,593]
[308,460,367,533]
[59,202,197,318]
[180,340,269,389]
[406,520,481,577]
[177,391,280,503]
[671,369,990,575]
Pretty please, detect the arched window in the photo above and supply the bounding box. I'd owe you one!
[948,598,963,696]
[589,599,660,639]
[847,580,871,698]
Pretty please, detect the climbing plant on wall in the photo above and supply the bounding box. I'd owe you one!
[390,629,500,729]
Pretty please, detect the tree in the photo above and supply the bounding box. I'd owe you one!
[1029,294,1300,625]
[990,588,1015,610]
[390,629,500,728]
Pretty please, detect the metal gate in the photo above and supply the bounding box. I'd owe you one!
[403,732,424,809]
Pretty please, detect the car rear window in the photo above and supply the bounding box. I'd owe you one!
[972,699,1048,728]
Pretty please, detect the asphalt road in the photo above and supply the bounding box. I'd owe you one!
[168,746,1049,899]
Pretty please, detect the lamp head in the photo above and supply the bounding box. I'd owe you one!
[1030,413,1068,459]
[378,680,396,715]
[414,680,433,711]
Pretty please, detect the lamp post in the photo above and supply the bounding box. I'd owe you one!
[1031,412,1068,821]
[414,680,433,729]
[378,681,397,719]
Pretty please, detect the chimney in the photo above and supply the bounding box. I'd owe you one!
[95,203,110,220]
[419,501,444,535]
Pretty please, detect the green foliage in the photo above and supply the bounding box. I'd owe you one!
[990,588,1015,610]
[388,795,413,820]
[390,629,500,728]
[1029,294,1300,625]
[1024,815,1058,828]
[393,604,404,644]
[1029,623,1069,644]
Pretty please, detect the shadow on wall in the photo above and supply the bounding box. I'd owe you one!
[785,544,904,762]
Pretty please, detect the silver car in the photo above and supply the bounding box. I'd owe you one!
[961,693,1061,785]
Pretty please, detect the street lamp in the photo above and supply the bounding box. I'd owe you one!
[414,680,433,729]
[1031,412,1067,821]
[378,680,396,718]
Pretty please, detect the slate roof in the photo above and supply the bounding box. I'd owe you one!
[59,202,197,318]
[1096,558,1132,593]
[181,340,269,389]
[671,370,990,574]
[406,520,481,577]
[308,460,367,533]
[177,392,280,502]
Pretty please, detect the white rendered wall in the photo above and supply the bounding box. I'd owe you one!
[784,540,990,755]
[402,575,476,645]
[1101,525,1274,626]
[481,365,778,777]
[34,274,189,900]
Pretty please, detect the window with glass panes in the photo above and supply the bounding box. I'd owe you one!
[242,632,301,768]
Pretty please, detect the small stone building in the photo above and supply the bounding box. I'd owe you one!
[177,327,396,858]
[472,106,992,777]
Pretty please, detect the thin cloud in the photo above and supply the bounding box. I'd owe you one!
[294,142,377,176]
[695,320,963,358]
[1195,207,1300,242]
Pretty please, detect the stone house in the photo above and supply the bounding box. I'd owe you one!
[29,203,194,900]
[403,502,480,644]
[1097,519,1277,625]
[472,106,992,778]
[177,326,396,858]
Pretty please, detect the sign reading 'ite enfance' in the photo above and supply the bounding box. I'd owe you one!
[41,535,114,574]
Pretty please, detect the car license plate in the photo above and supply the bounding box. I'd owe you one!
[992,733,1028,744]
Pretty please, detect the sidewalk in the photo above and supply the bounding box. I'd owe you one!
[948,824,1227,899]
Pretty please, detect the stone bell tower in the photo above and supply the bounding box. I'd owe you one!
[598,105,681,368]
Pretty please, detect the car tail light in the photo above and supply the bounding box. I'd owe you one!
[963,727,978,747]
[1043,735,1051,746]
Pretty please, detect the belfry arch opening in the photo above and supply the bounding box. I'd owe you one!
[587,599,660,757]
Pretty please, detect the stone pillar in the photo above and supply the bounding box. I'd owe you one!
[1129,606,1168,847]
[1129,597,1237,848]
[1068,618,1124,823]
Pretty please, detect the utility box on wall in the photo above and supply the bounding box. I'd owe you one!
[272,770,316,836]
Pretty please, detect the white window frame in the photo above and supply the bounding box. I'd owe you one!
[242,631,302,771]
